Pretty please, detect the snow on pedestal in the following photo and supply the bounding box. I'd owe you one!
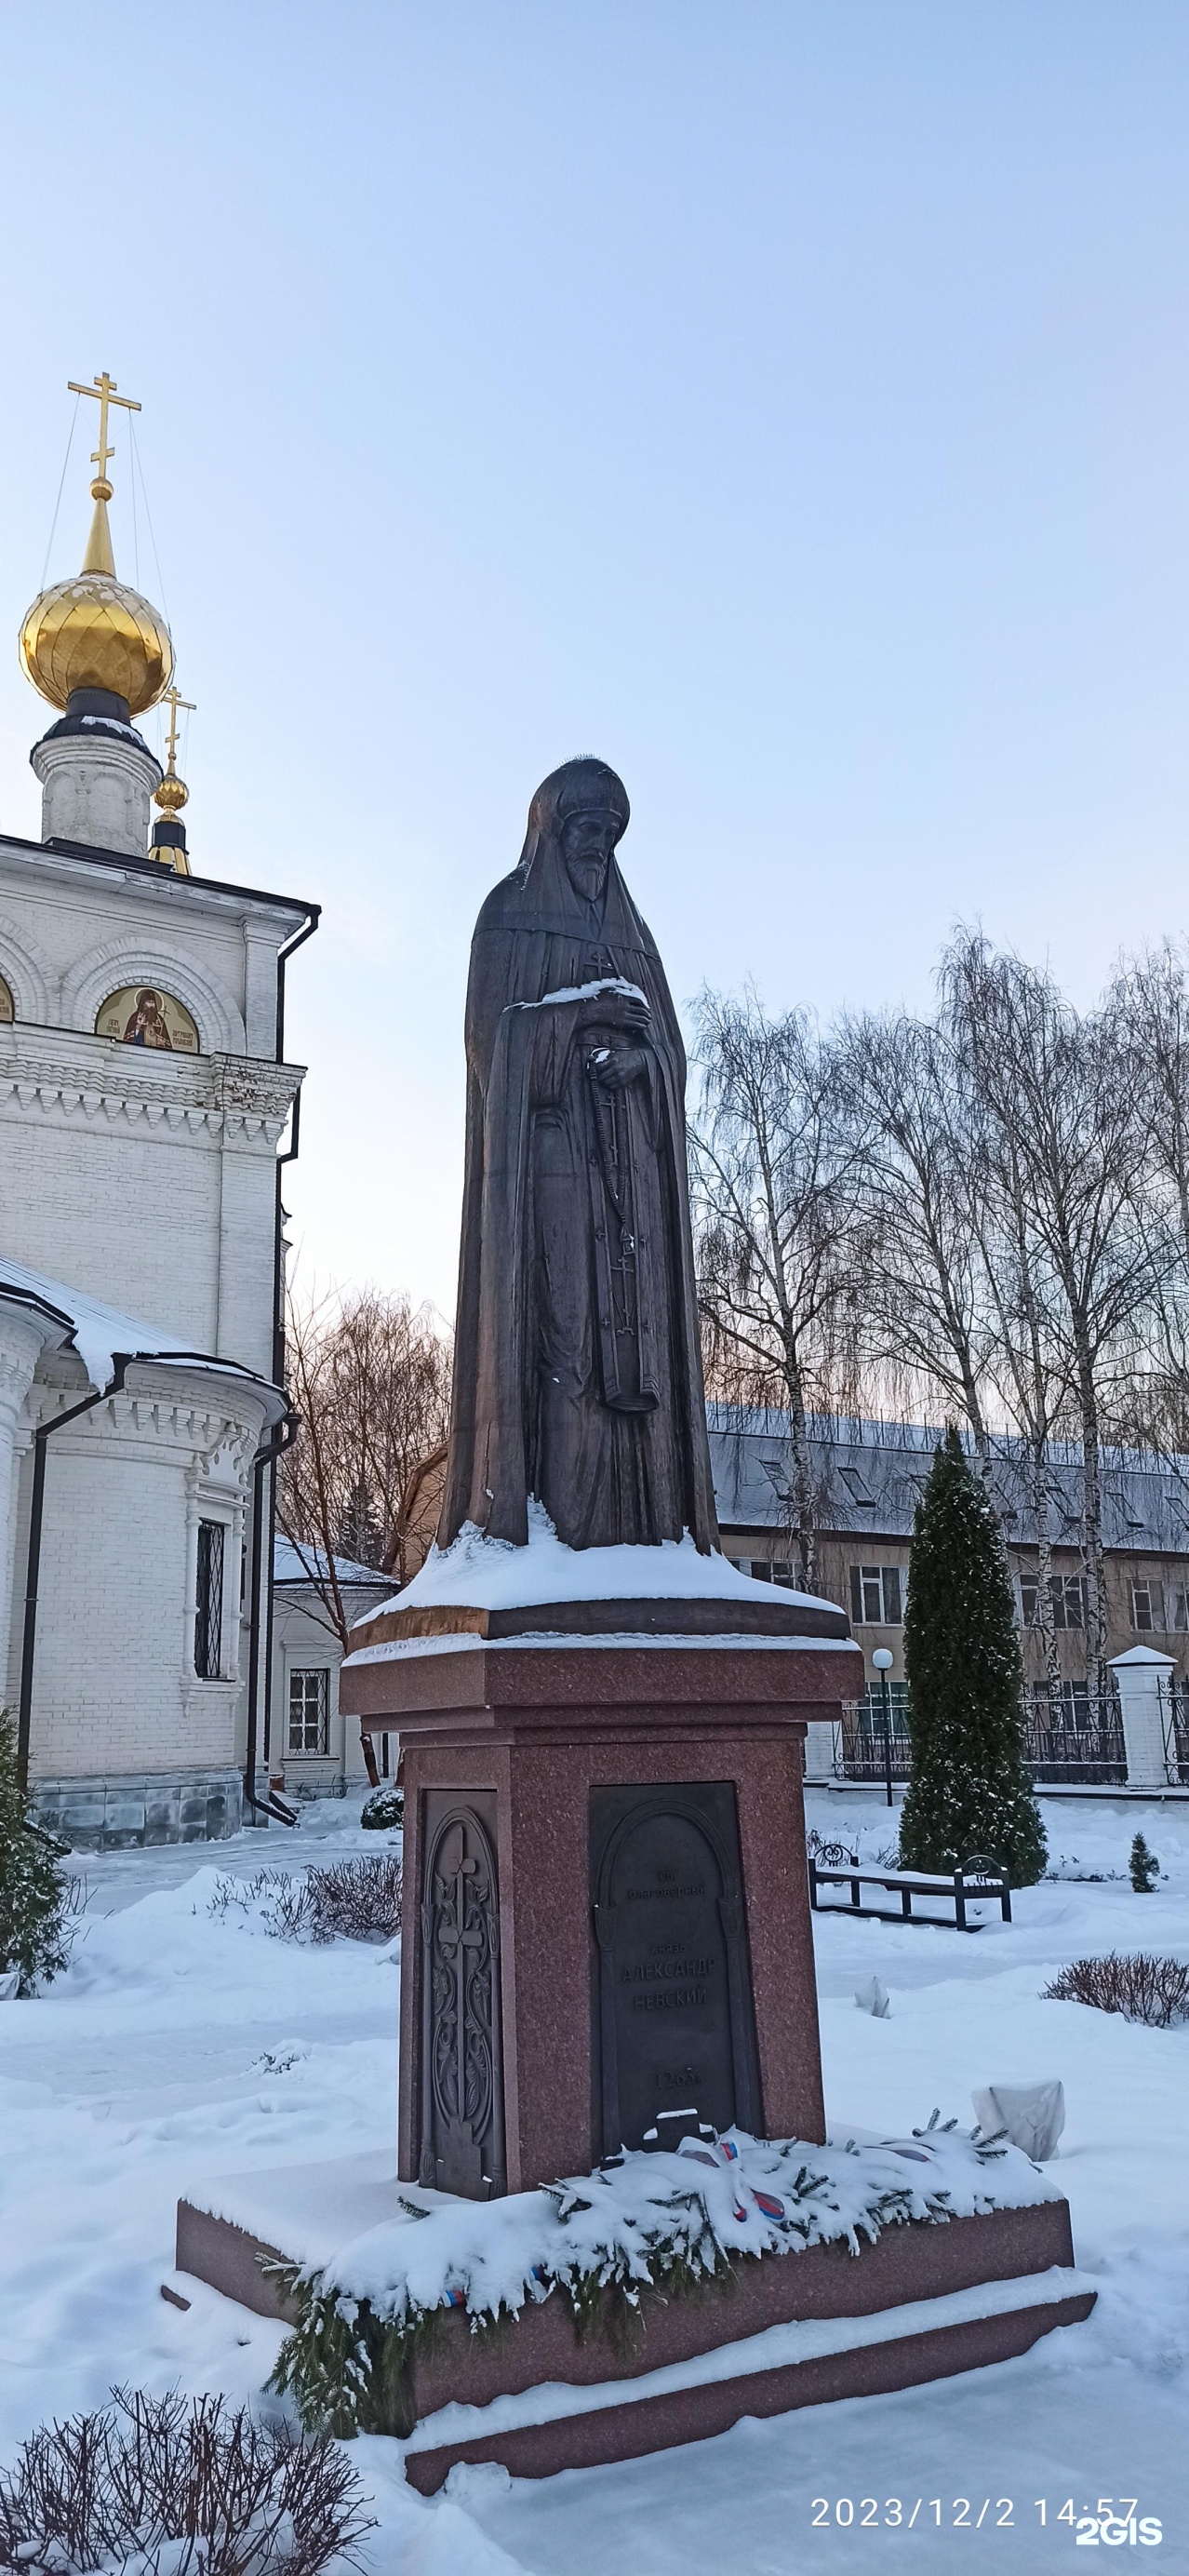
[353,1498,843,1628]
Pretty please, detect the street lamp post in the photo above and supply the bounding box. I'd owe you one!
[872,1646,895,1808]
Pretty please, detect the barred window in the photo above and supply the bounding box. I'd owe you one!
[194,1521,225,1679]
[288,1668,329,1756]
[858,1680,911,1737]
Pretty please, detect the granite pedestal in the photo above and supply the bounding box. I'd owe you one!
[172,1589,1098,2479]
[340,1590,863,2194]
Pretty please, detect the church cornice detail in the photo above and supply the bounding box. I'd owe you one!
[0,1023,302,1142]
[27,1379,273,1471]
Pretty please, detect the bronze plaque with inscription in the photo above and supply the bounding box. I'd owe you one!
[590,1783,762,2157]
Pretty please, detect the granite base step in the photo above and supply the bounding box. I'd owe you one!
[175,2155,1095,2486]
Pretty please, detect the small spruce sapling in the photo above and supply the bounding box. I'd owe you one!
[1129,1831,1159,1894]
[899,1427,1047,1887]
[0,1712,73,1992]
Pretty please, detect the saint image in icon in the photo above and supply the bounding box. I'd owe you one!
[123,988,173,1048]
[95,985,199,1053]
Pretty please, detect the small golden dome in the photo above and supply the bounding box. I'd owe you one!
[154,765,189,816]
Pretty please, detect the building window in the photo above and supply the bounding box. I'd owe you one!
[858,1681,911,1737]
[737,1557,796,1586]
[1169,1584,1189,1633]
[1129,1580,1165,1633]
[288,1668,329,1756]
[0,973,13,1023]
[1020,1572,1088,1630]
[194,1521,225,1678]
[848,1563,903,1625]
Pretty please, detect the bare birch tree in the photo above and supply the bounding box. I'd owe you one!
[841,1012,995,1453]
[689,989,868,1587]
[944,934,1154,1692]
[278,1286,452,1655]
[1104,938,1189,1504]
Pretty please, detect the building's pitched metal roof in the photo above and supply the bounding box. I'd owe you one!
[708,1405,1189,1555]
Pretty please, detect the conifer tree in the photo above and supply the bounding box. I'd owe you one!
[1129,1831,1159,1893]
[0,1714,73,1992]
[899,1428,1047,1885]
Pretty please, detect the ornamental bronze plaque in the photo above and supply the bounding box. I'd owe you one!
[590,1783,761,2158]
[419,1791,505,2198]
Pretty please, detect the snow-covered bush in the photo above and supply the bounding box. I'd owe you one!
[209,1856,401,1946]
[305,1854,401,1940]
[1044,1952,1189,2028]
[899,1429,1047,1885]
[0,2386,371,2575]
[361,1785,403,1831]
[0,1711,78,1995]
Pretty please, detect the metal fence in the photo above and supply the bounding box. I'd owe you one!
[1022,1696,1127,1787]
[837,1705,912,1785]
[836,1693,1128,1788]
[1161,1681,1189,1787]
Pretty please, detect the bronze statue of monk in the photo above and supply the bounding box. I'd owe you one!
[438,758,719,1554]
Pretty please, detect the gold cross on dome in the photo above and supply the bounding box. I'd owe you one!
[67,370,140,489]
[162,683,195,771]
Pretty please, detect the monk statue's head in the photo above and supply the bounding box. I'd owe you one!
[542,758,630,906]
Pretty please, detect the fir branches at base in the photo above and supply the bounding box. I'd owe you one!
[263,2120,1050,2440]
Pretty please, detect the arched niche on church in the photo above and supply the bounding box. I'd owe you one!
[0,973,12,1024]
[95,985,200,1054]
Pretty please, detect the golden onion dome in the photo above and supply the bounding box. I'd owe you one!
[19,483,173,718]
[154,764,189,817]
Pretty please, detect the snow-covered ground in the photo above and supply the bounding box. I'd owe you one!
[1,1790,1186,2572]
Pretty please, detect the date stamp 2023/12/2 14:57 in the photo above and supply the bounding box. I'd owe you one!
[808,2498,1164,2545]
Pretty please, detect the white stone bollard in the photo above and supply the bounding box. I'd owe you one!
[803,1718,841,1784]
[1109,1646,1176,1791]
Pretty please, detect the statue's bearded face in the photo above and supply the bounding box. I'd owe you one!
[562,808,620,904]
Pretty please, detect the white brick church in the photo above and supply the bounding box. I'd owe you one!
[0,374,318,1843]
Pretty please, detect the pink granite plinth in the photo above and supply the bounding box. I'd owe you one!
[340,1615,863,2194]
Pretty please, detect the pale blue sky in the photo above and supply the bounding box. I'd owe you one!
[1,4,1186,1312]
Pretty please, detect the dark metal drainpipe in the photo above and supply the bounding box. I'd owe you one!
[17,1357,131,1793]
[251,906,319,1794]
[244,1410,301,1826]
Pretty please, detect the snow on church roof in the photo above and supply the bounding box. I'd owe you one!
[0,1257,285,1409]
[274,1536,390,1588]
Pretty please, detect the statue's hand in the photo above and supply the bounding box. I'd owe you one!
[582,986,651,1036]
[589,1040,648,1092]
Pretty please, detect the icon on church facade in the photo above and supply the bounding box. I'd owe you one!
[0,973,12,1023]
[95,986,199,1053]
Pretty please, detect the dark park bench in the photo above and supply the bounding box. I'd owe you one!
[808,1850,1011,1932]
